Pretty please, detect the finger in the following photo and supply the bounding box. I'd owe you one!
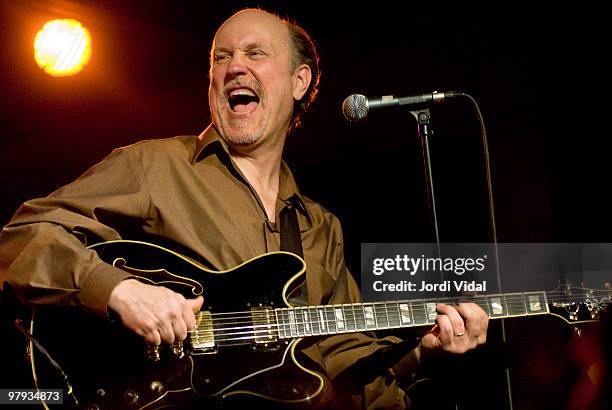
[427,323,440,336]
[420,332,441,351]
[435,314,454,347]
[187,296,204,313]
[144,329,162,346]
[456,303,488,343]
[172,316,188,341]
[182,303,197,331]
[456,303,481,335]
[437,303,466,336]
[157,320,175,344]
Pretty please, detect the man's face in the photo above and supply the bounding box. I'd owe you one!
[209,11,304,147]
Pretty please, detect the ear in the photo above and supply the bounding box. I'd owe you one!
[292,63,312,101]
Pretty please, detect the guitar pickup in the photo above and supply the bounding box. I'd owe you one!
[251,305,277,344]
[191,311,215,351]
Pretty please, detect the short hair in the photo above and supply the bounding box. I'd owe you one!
[284,19,320,132]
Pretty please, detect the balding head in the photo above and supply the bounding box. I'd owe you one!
[215,9,289,46]
[209,9,319,137]
[208,8,314,150]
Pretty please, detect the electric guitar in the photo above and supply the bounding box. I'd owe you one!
[28,240,610,409]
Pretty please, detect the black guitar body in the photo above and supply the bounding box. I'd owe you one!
[30,240,322,409]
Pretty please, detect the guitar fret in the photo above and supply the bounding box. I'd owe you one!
[387,301,402,328]
[363,305,376,330]
[296,308,306,336]
[283,309,290,338]
[425,302,437,324]
[288,310,297,337]
[381,302,390,328]
[317,308,327,334]
[343,305,356,332]
[398,302,412,325]
[309,307,320,335]
[474,295,490,317]
[274,309,287,339]
[302,308,312,335]
[411,301,427,325]
[275,309,284,339]
[525,292,548,315]
[372,303,382,329]
[378,302,390,329]
[487,295,508,318]
[505,293,527,317]
[354,304,366,331]
[301,308,309,335]
[334,307,346,332]
[325,306,337,334]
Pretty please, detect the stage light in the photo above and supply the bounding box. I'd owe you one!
[34,19,92,77]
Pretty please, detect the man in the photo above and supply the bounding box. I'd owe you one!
[0,8,488,408]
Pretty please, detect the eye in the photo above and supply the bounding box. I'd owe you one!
[213,54,230,64]
[248,49,266,58]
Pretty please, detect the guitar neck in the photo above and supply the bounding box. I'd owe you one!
[274,291,549,338]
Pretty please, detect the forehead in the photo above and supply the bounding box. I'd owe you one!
[213,11,290,51]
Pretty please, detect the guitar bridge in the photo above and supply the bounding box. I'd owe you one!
[191,311,215,352]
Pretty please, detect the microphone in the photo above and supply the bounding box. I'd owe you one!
[342,91,459,121]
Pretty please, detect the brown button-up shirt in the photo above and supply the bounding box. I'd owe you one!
[0,125,418,408]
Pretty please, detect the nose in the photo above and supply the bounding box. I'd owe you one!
[226,53,248,77]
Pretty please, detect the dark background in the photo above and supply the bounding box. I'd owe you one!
[1,1,610,408]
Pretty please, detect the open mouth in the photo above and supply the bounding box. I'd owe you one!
[227,88,260,114]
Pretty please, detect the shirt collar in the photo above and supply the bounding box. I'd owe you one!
[191,125,312,224]
[191,124,228,164]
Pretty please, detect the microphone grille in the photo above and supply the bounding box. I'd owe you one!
[342,94,368,121]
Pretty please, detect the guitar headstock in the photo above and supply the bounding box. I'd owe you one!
[546,283,611,324]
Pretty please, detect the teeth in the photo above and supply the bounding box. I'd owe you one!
[229,88,256,97]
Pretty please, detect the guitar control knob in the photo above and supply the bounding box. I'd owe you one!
[172,340,184,358]
[150,381,165,394]
[123,390,139,405]
[147,344,161,362]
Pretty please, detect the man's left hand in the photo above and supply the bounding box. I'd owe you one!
[419,303,489,357]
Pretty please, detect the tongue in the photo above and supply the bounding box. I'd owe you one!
[233,101,258,114]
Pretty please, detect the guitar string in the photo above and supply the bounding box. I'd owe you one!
[200,290,609,319]
[193,315,606,344]
[196,293,609,328]
[198,300,606,346]
[195,293,609,328]
[200,303,608,345]
[186,298,608,342]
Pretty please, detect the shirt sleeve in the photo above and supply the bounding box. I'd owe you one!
[301,214,422,409]
[0,147,148,316]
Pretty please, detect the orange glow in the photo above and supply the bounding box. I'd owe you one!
[34,19,92,77]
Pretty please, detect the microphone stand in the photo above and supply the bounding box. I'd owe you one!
[410,108,464,409]
[345,91,511,408]
[408,106,512,410]
[410,108,441,247]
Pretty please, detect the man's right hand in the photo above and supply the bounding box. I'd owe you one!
[108,278,204,345]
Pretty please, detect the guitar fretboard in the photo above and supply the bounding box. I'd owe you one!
[274,292,549,338]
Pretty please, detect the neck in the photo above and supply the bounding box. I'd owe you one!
[229,137,285,222]
[231,152,281,192]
